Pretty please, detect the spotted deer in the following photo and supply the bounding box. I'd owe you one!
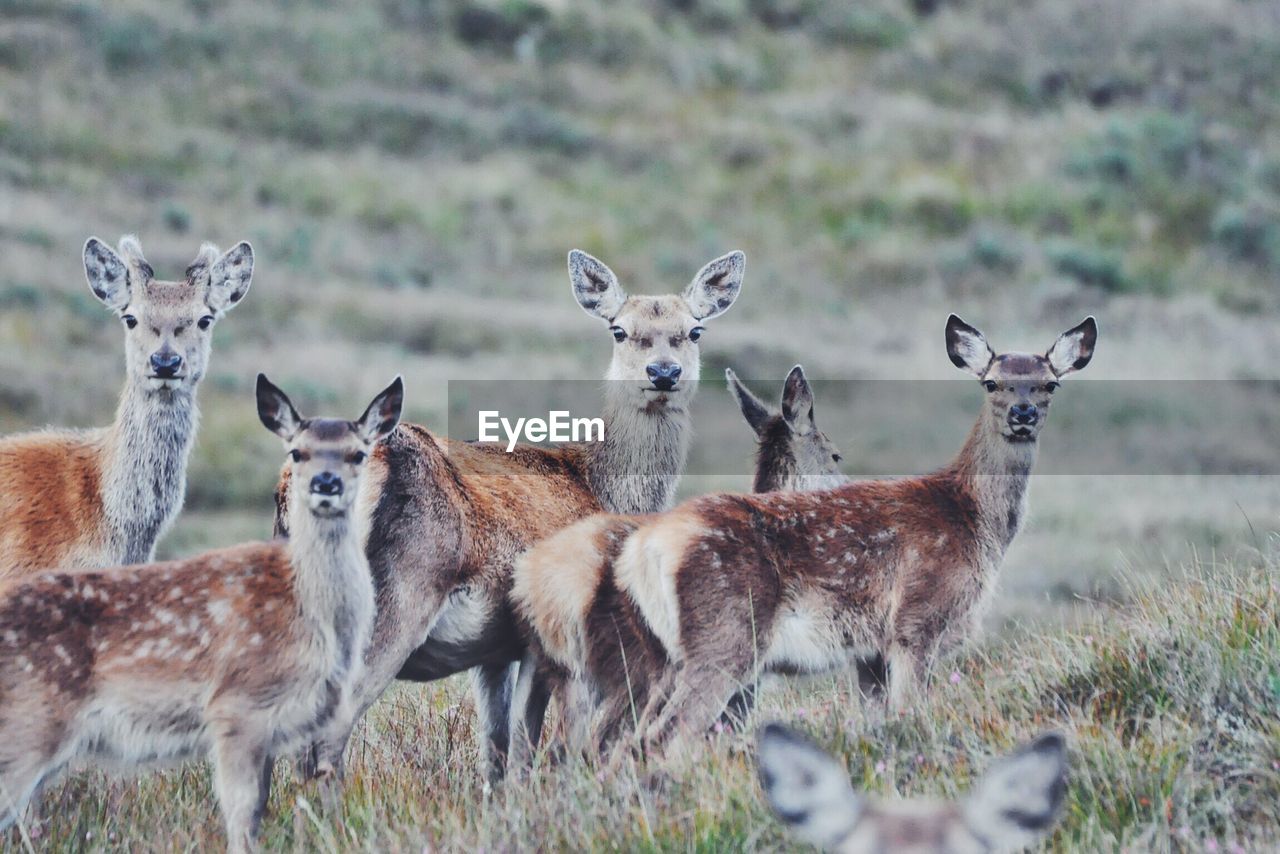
[0,235,253,582]
[758,724,1067,853]
[0,375,400,854]
[273,250,744,781]
[529,316,1096,758]
[508,365,846,767]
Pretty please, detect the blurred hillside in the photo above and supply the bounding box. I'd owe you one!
[1,0,1279,534]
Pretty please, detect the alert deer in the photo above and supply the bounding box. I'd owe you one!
[758,724,1067,853]
[570,316,1096,755]
[273,250,744,781]
[508,365,846,767]
[0,235,253,582]
[0,375,400,854]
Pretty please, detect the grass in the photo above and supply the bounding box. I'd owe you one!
[7,543,1278,851]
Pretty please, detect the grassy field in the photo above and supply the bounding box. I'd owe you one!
[2,0,1279,849]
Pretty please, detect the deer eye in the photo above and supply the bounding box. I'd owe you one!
[122,315,137,329]
[832,453,842,463]
[689,326,704,342]
[289,449,303,463]
[983,380,998,392]
[1045,381,1060,394]
[610,326,627,343]
[198,315,214,331]
[349,451,367,464]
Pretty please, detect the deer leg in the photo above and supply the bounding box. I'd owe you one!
[210,730,271,854]
[508,652,554,774]
[472,661,516,783]
[641,664,746,763]
[718,683,758,732]
[886,645,927,713]
[0,756,52,833]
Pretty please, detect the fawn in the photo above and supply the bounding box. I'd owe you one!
[0,235,253,581]
[519,315,1095,758]
[508,365,846,766]
[759,724,1067,853]
[272,250,744,781]
[0,375,401,853]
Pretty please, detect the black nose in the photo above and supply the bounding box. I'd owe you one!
[310,472,343,496]
[150,352,183,378]
[1010,403,1038,424]
[646,362,682,391]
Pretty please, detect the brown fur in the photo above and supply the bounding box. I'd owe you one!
[0,434,106,576]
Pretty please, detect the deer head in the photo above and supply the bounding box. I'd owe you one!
[727,365,845,492]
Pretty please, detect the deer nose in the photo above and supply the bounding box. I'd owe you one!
[1010,402,1038,424]
[310,472,343,496]
[149,351,183,378]
[646,362,682,391]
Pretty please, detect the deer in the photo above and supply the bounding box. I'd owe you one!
[519,315,1096,759]
[0,374,401,854]
[758,724,1068,853]
[272,250,745,782]
[507,365,847,768]
[0,235,253,583]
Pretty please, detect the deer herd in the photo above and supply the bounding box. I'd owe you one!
[0,235,1094,852]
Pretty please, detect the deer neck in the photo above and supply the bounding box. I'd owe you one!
[948,416,1039,555]
[586,391,693,514]
[286,503,376,682]
[101,381,199,564]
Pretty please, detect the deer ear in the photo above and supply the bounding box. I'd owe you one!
[84,237,131,313]
[757,724,862,849]
[946,314,994,377]
[206,241,254,316]
[781,365,816,435]
[256,374,303,441]
[726,368,772,436]
[568,250,627,321]
[963,733,1068,851]
[684,250,744,321]
[356,376,404,443]
[1046,316,1097,376]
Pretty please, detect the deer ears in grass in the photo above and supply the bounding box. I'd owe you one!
[684,250,745,321]
[1045,316,1097,377]
[569,249,627,321]
[963,732,1068,850]
[946,314,995,377]
[756,724,862,850]
[256,374,303,441]
[84,236,137,313]
[780,365,816,436]
[726,368,772,436]
[203,241,254,317]
[355,376,404,444]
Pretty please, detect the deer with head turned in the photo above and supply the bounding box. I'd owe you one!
[273,250,744,781]
[0,375,400,854]
[758,724,1068,853]
[525,316,1095,758]
[508,365,846,767]
[0,235,253,582]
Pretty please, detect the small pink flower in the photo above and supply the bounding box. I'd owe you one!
[1205,840,1218,853]
[713,720,725,734]
[1229,843,1246,854]
[915,754,925,765]
[796,708,807,718]
[874,760,886,774]
[28,825,43,840]
[1178,826,1191,838]
[949,671,962,685]
[1084,635,1094,645]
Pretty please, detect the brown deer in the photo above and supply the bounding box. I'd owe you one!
[508,365,846,767]
[0,235,253,582]
[758,724,1068,853]
[523,315,1095,757]
[0,375,400,853]
[273,250,745,781]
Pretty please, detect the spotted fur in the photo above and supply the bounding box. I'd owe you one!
[758,725,1068,853]
[275,251,744,782]
[0,377,396,854]
[0,236,253,582]
[508,366,846,766]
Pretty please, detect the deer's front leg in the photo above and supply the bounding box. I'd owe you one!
[472,661,516,783]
